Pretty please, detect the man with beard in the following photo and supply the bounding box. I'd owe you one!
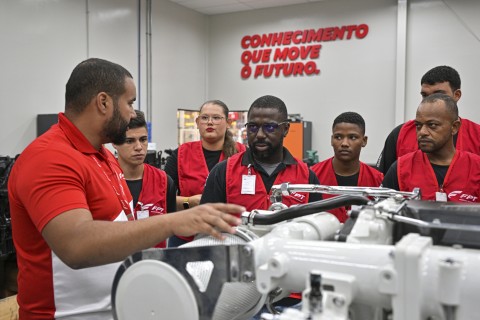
[311,112,383,223]
[200,95,322,315]
[8,58,243,320]
[201,94,322,209]
[381,93,480,202]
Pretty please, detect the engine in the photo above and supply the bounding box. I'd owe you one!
[111,184,480,320]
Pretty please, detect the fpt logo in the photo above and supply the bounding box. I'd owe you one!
[448,190,478,202]
[290,192,306,203]
[142,203,165,214]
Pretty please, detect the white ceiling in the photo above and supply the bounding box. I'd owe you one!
[168,0,324,15]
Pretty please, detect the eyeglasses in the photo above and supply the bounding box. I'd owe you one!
[244,121,289,134]
[198,115,225,124]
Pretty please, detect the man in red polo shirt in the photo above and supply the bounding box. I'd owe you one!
[8,58,243,320]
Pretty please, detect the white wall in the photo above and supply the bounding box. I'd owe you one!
[208,0,398,164]
[1,0,480,164]
[405,0,480,122]
[150,0,208,151]
[0,0,208,155]
[208,0,480,164]
[0,0,86,155]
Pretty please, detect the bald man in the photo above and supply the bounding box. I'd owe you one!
[382,93,480,202]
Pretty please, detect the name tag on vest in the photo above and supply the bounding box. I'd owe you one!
[241,175,256,194]
[137,210,150,220]
[435,192,447,202]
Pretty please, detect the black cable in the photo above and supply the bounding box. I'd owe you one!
[252,194,370,225]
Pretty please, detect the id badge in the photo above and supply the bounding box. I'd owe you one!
[241,174,256,195]
[435,192,447,202]
[137,210,150,220]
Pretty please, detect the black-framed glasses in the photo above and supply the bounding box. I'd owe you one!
[244,121,289,134]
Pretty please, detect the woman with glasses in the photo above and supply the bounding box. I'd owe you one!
[164,100,246,246]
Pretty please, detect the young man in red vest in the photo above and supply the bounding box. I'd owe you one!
[311,112,383,222]
[113,110,177,248]
[377,65,480,174]
[381,93,480,202]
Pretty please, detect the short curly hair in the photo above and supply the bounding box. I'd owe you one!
[248,95,288,120]
[421,65,461,92]
[332,111,365,134]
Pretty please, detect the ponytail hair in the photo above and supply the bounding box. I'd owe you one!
[200,99,239,159]
[223,126,237,158]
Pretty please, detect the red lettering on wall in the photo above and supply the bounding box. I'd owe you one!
[240,24,368,79]
[273,45,322,62]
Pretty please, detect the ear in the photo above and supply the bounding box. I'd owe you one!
[453,89,462,102]
[452,119,461,135]
[283,122,290,137]
[96,92,109,115]
[226,118,233,127]
[362,136,368,147]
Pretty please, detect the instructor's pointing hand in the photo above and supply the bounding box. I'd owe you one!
[168,203,244,240]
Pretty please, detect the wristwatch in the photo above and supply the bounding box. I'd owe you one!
[183,197,190,209]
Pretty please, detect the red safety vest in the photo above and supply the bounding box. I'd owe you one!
[177,141,246,242]
[178,140,246,196]
[398,150,480,202]
[311,157,383,222]
[134,163,168,248]
[226,151,310,211]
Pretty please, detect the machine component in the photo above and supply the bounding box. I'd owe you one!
[391,200,480,249]
[344,196,480,248]
[112,186,480,320]
[0,155,16,258]
[269,183,420,206]
[244,194,370,226]
[307,272,323,314]
[256,233,480,320]
[112,230,264,320]
[112,212,339,320]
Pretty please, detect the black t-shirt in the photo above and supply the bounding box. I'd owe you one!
[376,123,402,175]
[431,163,449,188]
[381,160,449,191]
[126,179,143,207]
[164,147,222,194]
[335,172,359,187]
[200,148,323,204]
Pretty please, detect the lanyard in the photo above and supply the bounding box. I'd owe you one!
[91,155,135,221]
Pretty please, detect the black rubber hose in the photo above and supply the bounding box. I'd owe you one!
[252,194,370,225]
